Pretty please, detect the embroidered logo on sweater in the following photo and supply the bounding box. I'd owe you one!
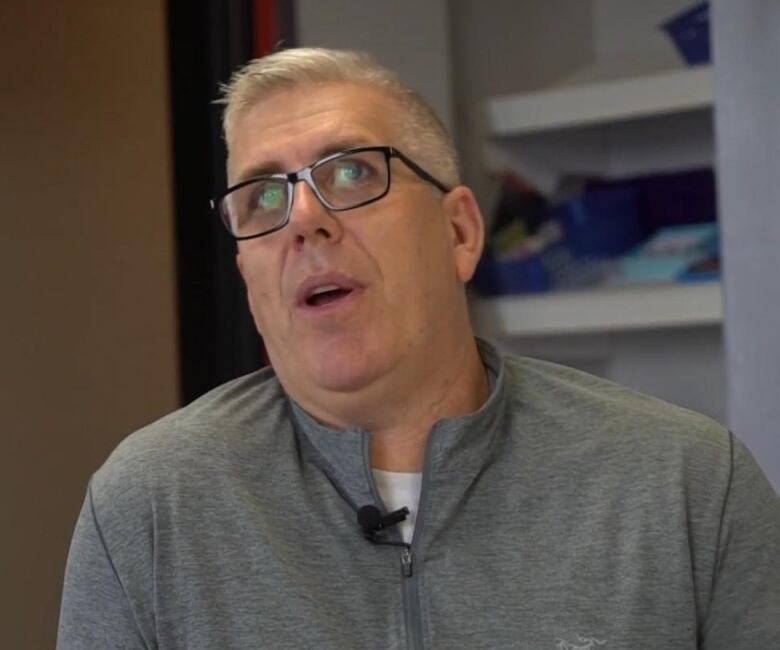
[555,635,606,650]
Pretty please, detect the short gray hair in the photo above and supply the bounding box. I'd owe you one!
[218,47,460,187]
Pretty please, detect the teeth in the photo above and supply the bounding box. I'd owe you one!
[310,284,341,297]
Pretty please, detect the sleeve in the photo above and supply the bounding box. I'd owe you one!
[700,435,780,648]
[56,480,151,650]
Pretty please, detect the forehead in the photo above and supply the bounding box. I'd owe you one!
[227,82,401,182]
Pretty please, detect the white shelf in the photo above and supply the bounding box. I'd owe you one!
[488,65,713,136]
[475,282,723,337]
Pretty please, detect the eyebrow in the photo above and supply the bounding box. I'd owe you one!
[234,138,374,184]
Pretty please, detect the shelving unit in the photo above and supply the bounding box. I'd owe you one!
[476,63,721,339]
[451,0,731,425]
[475,282,722,337]
[488,65,712,135]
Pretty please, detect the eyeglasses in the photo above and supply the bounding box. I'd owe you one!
[210,146,451,240]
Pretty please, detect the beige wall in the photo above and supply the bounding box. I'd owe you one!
[0,2,179,647]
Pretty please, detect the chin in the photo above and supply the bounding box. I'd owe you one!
[277,335,393,395]
[306,346,386,394]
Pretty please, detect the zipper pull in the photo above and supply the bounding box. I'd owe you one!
[401,549,413,577]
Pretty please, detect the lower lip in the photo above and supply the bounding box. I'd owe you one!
[297,288,362,320]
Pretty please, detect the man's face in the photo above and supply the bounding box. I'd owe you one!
[229,82,477,400]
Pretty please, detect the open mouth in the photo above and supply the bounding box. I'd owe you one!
[305,284,353,307]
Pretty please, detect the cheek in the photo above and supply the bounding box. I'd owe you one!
[371,217,451,307]
[239,254,283,329]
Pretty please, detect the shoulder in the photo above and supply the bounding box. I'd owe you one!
[501,354,733,484]
[89,367,290,515]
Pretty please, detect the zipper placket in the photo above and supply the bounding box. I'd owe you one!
[400,433,435,650]
[400,545,423,649]
[362,429,435,650]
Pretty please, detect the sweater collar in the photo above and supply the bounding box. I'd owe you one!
[287,339,507,502]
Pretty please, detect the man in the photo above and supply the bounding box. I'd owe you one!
[58,47,778,649]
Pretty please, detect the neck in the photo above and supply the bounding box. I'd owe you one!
[369,341,489,471]
[290,336,490,472]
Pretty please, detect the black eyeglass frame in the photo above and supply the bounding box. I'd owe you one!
[210,145,452,241]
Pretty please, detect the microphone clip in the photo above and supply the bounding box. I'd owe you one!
[357,505,409,543]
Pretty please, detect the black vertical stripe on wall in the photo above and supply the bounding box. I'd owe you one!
[167,0,264,404]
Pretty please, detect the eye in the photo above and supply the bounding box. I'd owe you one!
[251,181,286,212]
[331,160,370,187]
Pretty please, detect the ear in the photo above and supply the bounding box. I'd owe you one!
[441,186,485,283]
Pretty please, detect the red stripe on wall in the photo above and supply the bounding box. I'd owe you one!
[252,0,278,58]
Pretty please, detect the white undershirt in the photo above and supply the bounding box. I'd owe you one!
[371,469,423,544]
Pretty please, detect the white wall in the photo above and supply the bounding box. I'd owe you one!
[592,0,694,66]
[295,0,453,130]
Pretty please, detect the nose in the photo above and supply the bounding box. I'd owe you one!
[286,179,343,248]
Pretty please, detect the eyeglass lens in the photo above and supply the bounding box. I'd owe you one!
[222,149,390,239]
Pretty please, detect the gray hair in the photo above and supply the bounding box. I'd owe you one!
[217,47,460,187]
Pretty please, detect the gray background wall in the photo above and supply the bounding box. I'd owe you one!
[712,0,780,490]
[295,0,453,130]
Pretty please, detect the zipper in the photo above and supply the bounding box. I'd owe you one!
[399,428,436,650]
[401,547,423,650]
[362,429,434,650]
[401,548,413,577]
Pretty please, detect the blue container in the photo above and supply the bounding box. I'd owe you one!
[587,168,717,232]
[554,188,644,259]
[621,223,719,283]
[661,2,711,65]
[471,254,552,296]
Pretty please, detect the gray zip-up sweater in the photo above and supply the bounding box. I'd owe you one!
[58,342,779,649]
